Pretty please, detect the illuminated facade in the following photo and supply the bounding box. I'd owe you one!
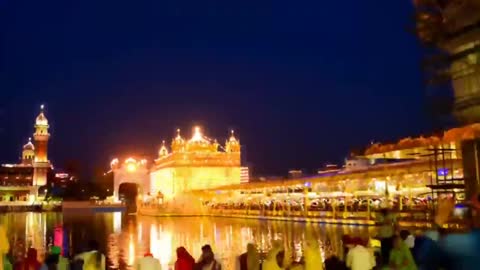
[111,158,149,201]
[150,127,242,200]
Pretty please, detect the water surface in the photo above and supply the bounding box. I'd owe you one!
[1,212,374,269]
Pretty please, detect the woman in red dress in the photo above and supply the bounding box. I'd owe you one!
[175,247,195,270]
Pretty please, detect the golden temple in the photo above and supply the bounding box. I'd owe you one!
[149,127,242,200]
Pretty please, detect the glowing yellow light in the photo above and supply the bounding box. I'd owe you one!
[127,163,137,172]
[128,234,135,265]
[191,126,203,141]
[110,158,119,167]
[28,194,35,203]
[113,211,122,233]
[125,157,137,163]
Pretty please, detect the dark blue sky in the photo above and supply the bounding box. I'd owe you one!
[0,1,433,176]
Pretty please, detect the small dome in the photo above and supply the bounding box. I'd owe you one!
[36,105,48,126]
[23,138,35,151]
[173,129,185,144]
[228,130,239,144]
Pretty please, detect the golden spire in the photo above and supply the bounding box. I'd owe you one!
[226,129,240,152]
[159,140,169,157]
[190,126,203,142]
[229,130,237,142]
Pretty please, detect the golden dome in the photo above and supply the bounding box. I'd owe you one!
[171,129,186,152]
[186,126,212,152]
[35,105,48,126]
[23,138,35,151]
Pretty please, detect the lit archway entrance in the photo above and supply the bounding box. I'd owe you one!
[110,158,149,202]
[118,182,139,212]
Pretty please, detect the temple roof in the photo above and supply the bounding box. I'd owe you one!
[365,123,480,155]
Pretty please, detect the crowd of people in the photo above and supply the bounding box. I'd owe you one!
[1,240,104,270]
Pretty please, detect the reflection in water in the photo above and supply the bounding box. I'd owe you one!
[128,234,135,266]
[114,212,122,233]
[1,212,375,270]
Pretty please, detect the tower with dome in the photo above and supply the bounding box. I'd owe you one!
[0,105,53,201]
[32,105,51,187]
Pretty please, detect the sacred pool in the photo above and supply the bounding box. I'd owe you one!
[1,212,374,270]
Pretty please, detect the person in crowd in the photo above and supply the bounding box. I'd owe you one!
[324,256,347,270]
[417,195,480,270]
[175,247,195,270]
[346,238,375,270]
[399,230,415,252]
[303,239,323,270]
[4,255,13,270]
[377,208,397,265]
[195,245,221,270]
[14,248,41,270]
[236,243,260,270]
[388,235,417,270]
[262,250,285,270]
[341,235,353,260]
[0,225,9,269]
[42,253,60,270]
[45,246,69,270]
[262,241,284,270]
[74,240,105,270]
[134,251,161,270]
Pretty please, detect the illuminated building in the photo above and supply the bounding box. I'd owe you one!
[111,158,149,201]
[204,124,480,209]
[33,105,51,187]
[149,127,242,200]
[0,105,53,201]
[413,0,480,123]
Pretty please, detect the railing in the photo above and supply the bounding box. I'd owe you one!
[204,207,445,227]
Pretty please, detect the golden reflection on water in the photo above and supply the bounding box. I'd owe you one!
[115,216,374,270]
[1,212,375,270]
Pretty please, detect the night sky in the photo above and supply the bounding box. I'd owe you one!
[1,1,437,177]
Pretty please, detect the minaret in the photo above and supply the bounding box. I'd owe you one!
[33,105,50,187]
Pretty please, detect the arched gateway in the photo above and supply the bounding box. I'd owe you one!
[110,158,149,202]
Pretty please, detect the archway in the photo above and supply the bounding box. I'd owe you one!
[118,182,139,213]
[111,158,149,202]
